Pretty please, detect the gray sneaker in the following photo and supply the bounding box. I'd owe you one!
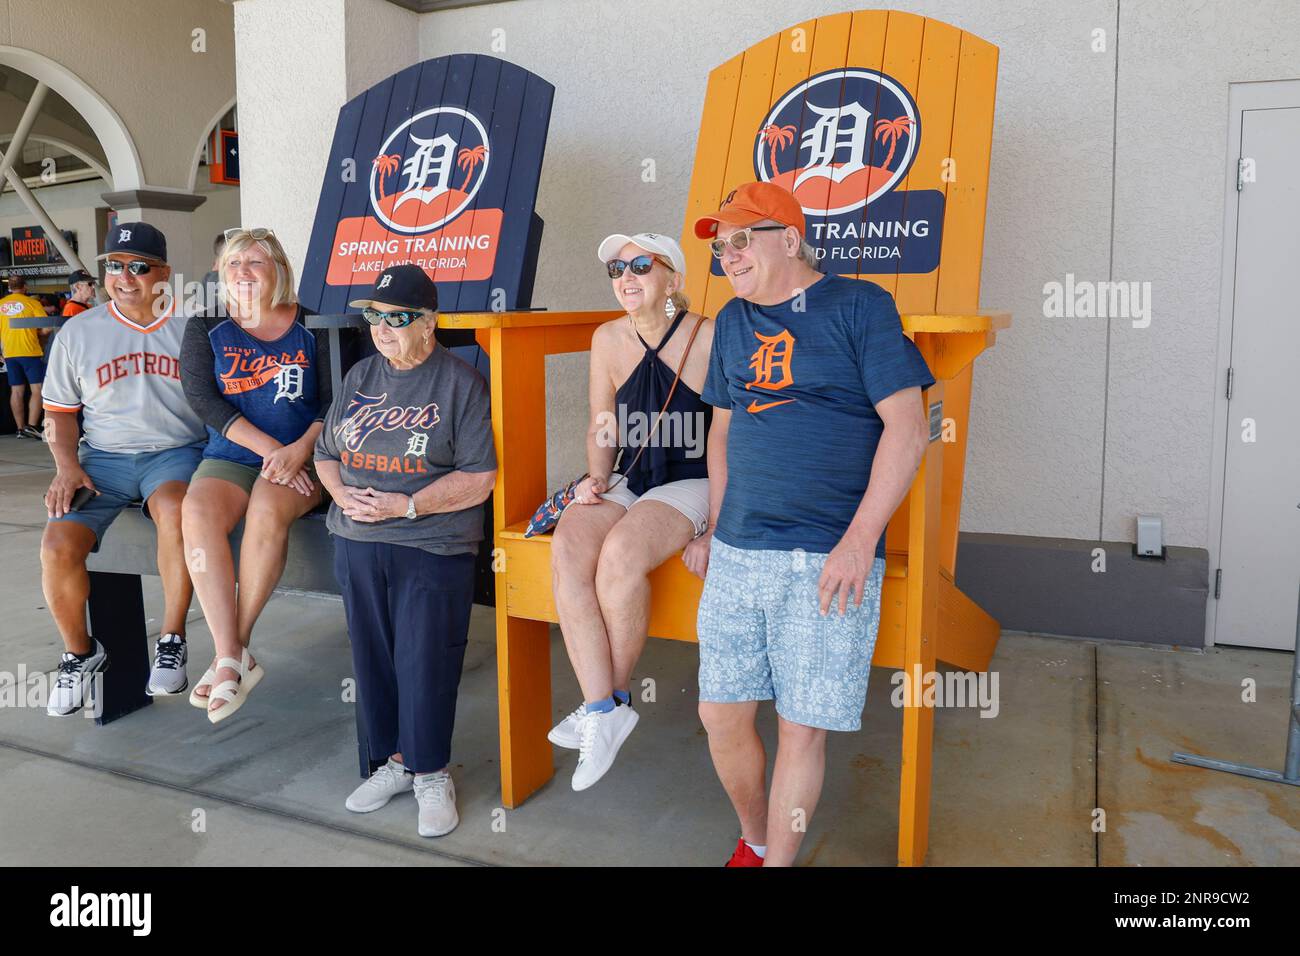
[345,758,414,812]
[146,634,188,696]
[414,770,458,837]
[46,641,108,716]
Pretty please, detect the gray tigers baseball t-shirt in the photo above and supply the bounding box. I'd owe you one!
[314,344,496,556]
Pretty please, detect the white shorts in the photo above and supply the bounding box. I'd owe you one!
[598,474,710,538]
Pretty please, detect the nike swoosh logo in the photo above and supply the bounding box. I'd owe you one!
[746,398,795,413]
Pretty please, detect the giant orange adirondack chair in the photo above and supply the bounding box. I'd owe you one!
[468,10,1009,866]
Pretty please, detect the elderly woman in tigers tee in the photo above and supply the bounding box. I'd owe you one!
[314,264,496,839]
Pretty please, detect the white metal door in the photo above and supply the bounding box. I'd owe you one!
[1216,106,1300,649]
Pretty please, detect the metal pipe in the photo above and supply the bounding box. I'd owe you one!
[1170,576,1300,787]
[1285,581,1300,782]
[0,81,92,276]
[1,166,90,274]
[0,81,48,185]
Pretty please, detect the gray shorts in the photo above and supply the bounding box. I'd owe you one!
[696,537,885,732]
[598,473,710,538]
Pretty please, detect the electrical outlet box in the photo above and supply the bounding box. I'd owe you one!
[1135,514,1165,559]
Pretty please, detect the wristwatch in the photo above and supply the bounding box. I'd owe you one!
[404,495,418,520]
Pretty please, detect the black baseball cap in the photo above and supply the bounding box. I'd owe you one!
[68,269,95,288]
[348,264,438,312]
[96,221,168,262]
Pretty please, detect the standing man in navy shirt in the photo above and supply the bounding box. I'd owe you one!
[684,182,935,867]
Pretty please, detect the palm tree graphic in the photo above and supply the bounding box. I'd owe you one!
[873,116,914,171]
[759,124,797,175]
[457,145,487,189]
[372,153,401,201]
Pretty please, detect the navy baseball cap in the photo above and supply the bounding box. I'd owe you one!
[67,269,95,287]
[97,221,168,262]
[348,264,438,311]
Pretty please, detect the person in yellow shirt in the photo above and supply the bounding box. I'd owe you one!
[0,275,49,438]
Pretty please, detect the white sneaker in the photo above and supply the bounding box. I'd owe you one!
[345,758,414,813]
[146,634,188,696]
[547,702,588,749]
[46,641,108,717]
[571,703,639,791]
[414,770,458,837]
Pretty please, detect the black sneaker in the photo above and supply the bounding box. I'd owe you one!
[21,425,43,440]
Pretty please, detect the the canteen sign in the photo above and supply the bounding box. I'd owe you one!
[300,54,555,314]
[754,67,944,274]
[327,105,498,285]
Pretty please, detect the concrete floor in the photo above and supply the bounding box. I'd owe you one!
[0,436,1296,866]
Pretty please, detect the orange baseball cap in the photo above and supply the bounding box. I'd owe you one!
[693,181,806,239]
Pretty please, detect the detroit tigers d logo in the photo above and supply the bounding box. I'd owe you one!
[756,68,919,215]
[370,106,490,235]
[746,66,944,276]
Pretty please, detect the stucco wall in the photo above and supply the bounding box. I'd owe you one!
[1104,0,1300,545]
[234,0,421,285]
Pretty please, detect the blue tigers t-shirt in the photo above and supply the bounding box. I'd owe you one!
[202,317,322,468]
[701,273,935,557]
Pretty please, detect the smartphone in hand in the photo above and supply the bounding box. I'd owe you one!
[68,486,96,512]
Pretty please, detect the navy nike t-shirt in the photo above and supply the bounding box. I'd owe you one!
[701,273,935,557]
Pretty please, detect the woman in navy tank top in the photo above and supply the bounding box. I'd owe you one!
[548,232,715,791]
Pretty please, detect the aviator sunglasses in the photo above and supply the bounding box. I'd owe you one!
[103,259,159,276]
[361,307,424,328]
[605,254,672,279]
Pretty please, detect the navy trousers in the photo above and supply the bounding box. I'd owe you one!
[333,537,476,775]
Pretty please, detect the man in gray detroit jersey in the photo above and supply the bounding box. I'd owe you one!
[40,222,206,716]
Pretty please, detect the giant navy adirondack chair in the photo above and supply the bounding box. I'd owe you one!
[484,11,1009,866]
[299,53,559,616]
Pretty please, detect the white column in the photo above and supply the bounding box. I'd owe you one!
[234,0,418,279]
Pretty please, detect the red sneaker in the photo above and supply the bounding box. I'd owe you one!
[724,837,764,867]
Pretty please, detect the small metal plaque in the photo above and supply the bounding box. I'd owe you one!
[928,400,944,443]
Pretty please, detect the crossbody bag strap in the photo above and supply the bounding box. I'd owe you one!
[606,312,706,490]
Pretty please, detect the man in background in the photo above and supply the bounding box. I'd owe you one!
[62,269,97,320]
[0,274,49,439]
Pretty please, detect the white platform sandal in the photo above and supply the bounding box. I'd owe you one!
[206,649,265,725]
[189,665,218,709]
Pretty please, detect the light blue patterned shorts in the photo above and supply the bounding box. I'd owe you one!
[697,537,886,732]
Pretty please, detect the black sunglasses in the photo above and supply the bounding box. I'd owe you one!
[103,259,158,276]
[361,307,424,328]
[606,254,671,279]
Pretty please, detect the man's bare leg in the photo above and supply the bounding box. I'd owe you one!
[148,481,193,636]
[762,717,828,866]
[39,521,96,654]
[699,700,768,846]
